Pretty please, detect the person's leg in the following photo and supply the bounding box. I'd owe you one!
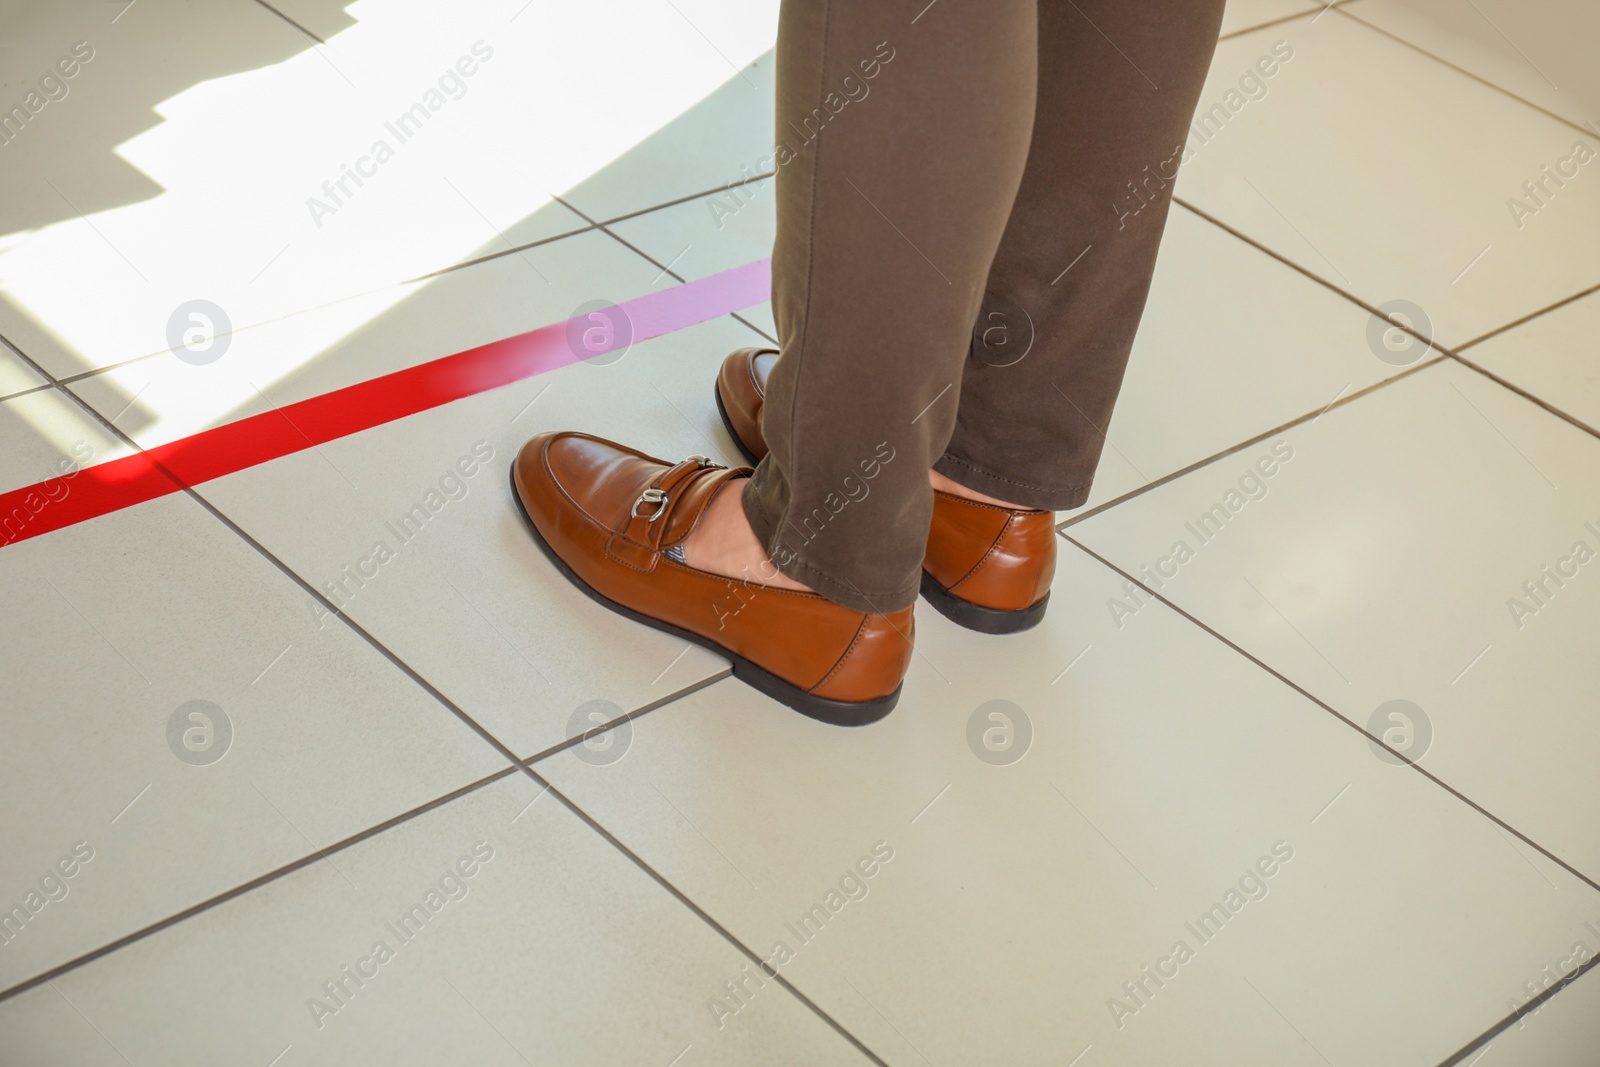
[934,0,1227,510]
[735,0,1040,614]
[513,2,1048,720]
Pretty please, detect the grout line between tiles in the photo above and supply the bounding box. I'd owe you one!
[30,175,772,393]
[1181,23,1600,444]
[1064,527,1600,1063]
[5,32,1593,1050]
[42,222,600,387]
[1332,5,1600,141]
[0,340,889,1062]
[1446,347,1600,443]
[0,766,518,1005]
[248,0,327,45]
[391,222,598,285]
[0,381,57,404]
[1216,0,1360,42]
[558,194,684,278]
[1455,282,1600,353]
[1152,192,1600,476]
[1,346,571,808]
[729,309,780,346]
[594,171,776,228]
[515,667,733,768]
[1434,950,1600,1066]
[0,667,734,1008]
[1054,189,1468,530]
[556,193,778,347]
[1172,196,1440,344]
[508,757,893,1067]
[1056,355,1449,530]
[1058,532,1600,897]
[0,342,885,1060]
[1177,190,1597,387]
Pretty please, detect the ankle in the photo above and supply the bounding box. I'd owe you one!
[682,479,812,592]
[929,468,1036,511]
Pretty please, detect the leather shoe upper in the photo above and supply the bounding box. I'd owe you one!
[716,347,1055,613]
[513,431,913,703]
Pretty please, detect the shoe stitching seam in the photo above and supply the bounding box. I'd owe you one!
[946,521,1009,594]
[809,615,870,695]
[933,488,1047,516]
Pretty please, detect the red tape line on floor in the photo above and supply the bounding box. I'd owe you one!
[0,257,773,548]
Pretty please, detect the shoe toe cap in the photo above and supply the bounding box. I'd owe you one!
[514,431,664,533]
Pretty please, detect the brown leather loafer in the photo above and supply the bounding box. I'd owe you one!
[716,346,1055,634]
[511,431,913,725]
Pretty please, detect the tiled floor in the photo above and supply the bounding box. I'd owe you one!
[2,0,1597,1064]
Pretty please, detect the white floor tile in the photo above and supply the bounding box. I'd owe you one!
[8,0,1600,1058]
[610,178,778,339]
[1467,961,1600,1067]
[1176,13,1600,348]
[1467,289,1600,432]
[0,343,48,400]
[1221,0,1325,38]
[0,0,587,380]
[0,773,873,1066]
[538,541,1600,1066]
[63,226,646,449]
[65,229,759,758]
[0,386,137,521]
[267,0,781,222]
[1342,0,1598,130]
[565,51,777,224]
[1074,206,1399,514]
[0,392,505,988]
[1073,359,1600,882]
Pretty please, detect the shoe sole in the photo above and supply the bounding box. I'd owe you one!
[508,465,899,727]
[716,380,1050,637]
[920,571,1049,634]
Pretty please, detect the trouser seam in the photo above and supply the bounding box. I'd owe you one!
[775,0,834,531]
[939,453,1091,495]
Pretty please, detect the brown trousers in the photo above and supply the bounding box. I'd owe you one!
[744,0,1227,612]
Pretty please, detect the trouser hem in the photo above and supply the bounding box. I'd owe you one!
[742,476,921,614]
[933,453,1090,512]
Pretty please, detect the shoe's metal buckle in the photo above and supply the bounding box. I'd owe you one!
[686,455,722,469]
[631,487,669,521]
